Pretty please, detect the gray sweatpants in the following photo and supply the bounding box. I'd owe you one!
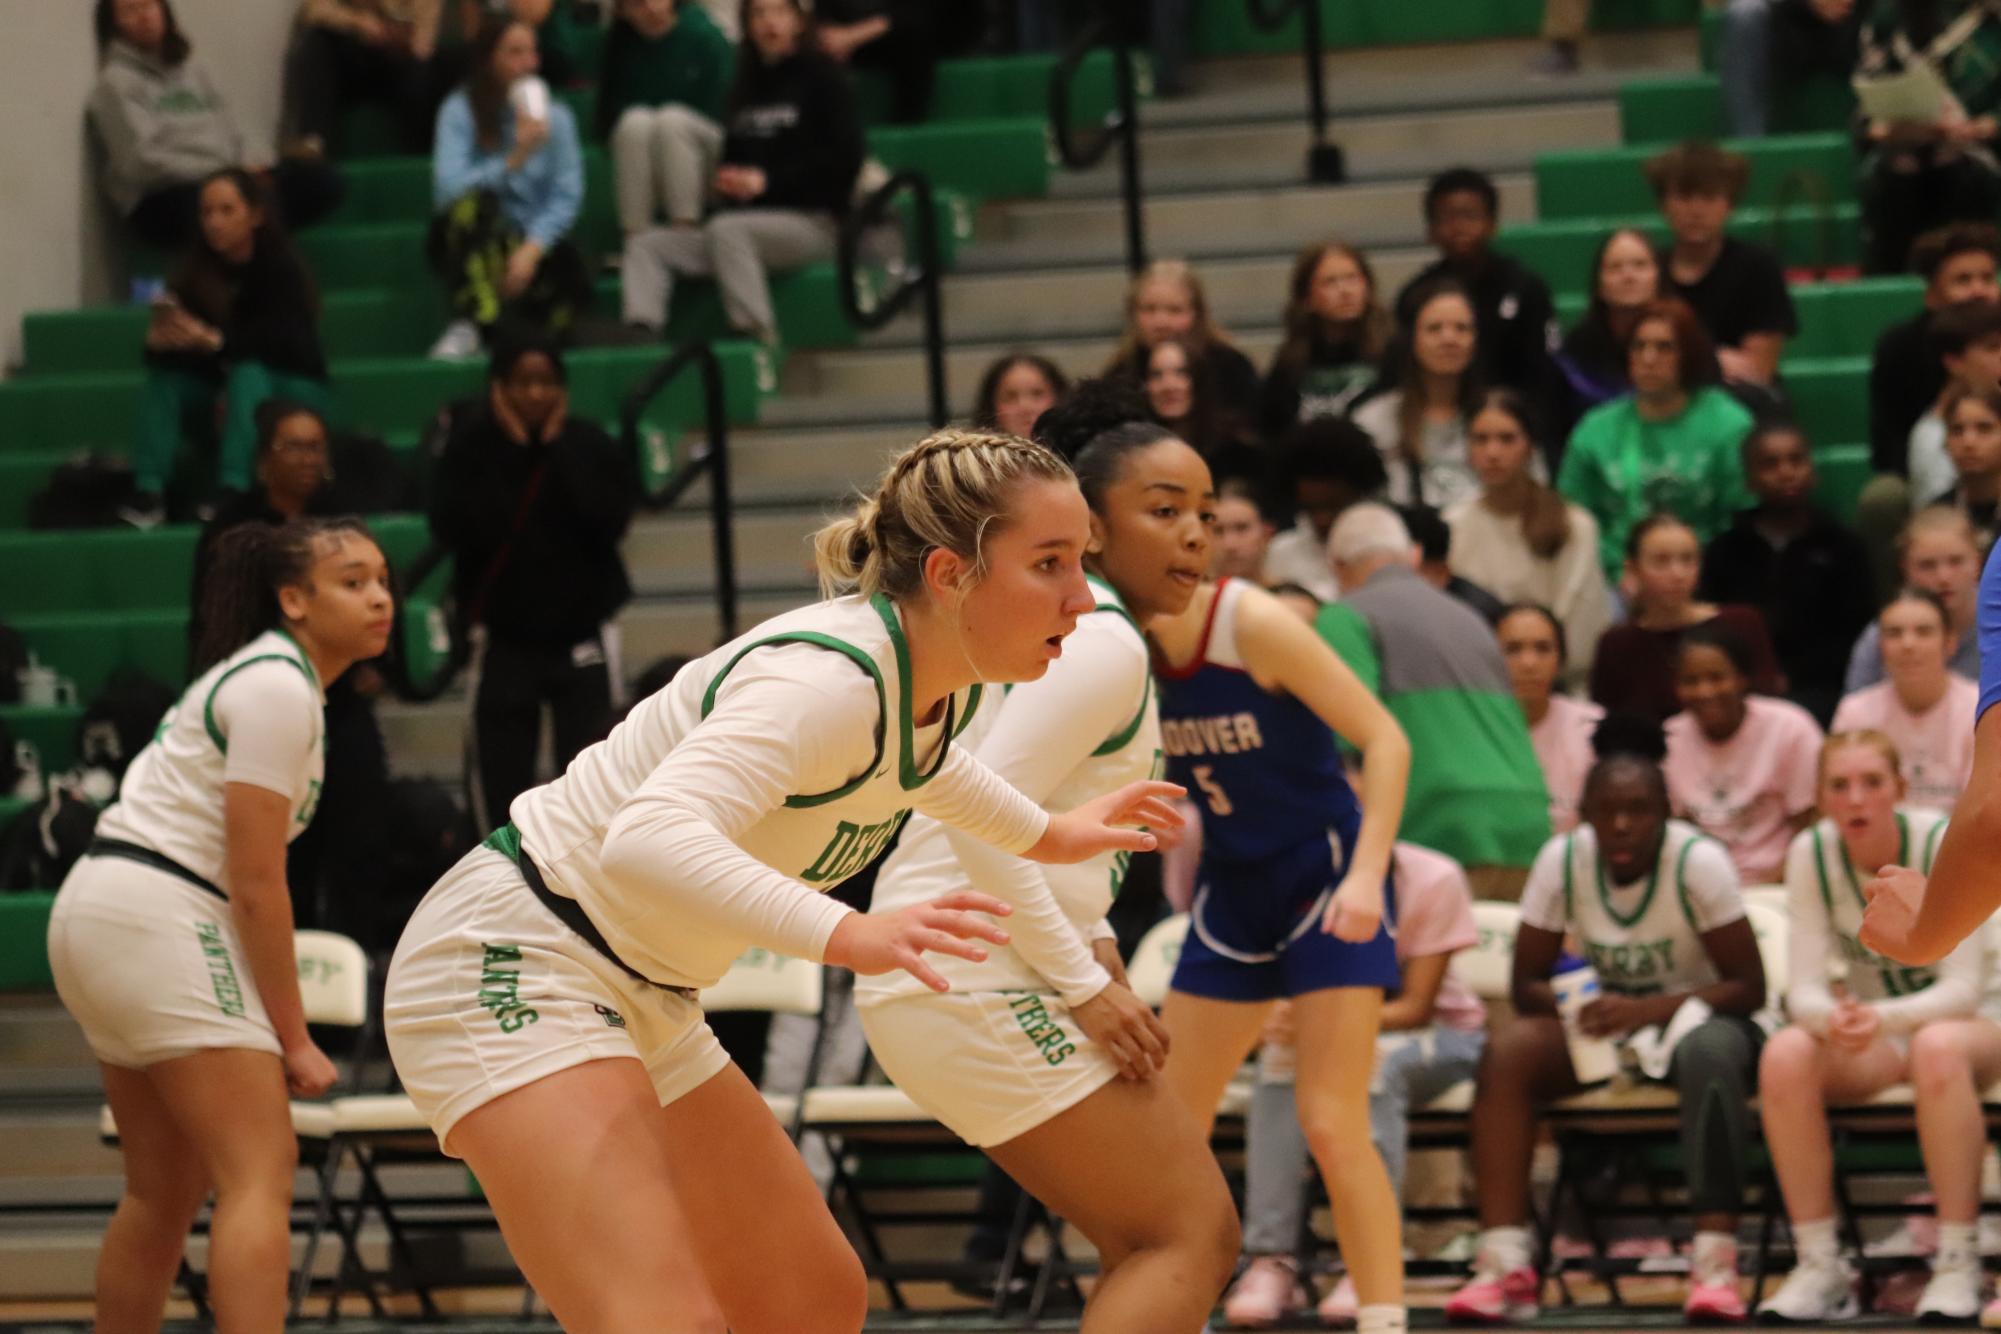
[1243,1025,1486,1255]
[621,208,839,341]
[611,104,723,232]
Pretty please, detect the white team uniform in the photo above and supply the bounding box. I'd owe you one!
[858,578,1159,1146]
[385,594,1089,1152]
[48,629,326,1068]
[1518,819,1763,1063]
[1781,810,1989,1043]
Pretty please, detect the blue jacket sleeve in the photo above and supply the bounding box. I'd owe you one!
[431,93,508,210]
[1979,542,2001,723]
[521,105,584,248]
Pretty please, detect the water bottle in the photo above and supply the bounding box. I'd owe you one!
[1550,959,1620,1084]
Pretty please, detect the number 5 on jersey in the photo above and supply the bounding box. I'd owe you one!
[1192,764,1232,817]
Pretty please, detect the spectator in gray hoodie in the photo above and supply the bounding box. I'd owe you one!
[90,0,344,253]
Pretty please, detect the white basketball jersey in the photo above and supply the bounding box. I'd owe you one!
[1798,808,1949,1003]
[94,629,325,890]
[1555,820,1731,997]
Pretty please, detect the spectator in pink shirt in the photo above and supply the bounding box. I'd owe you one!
[1221,841,1488,1327]
[1499,603,1604,834]
[1831,588,1978,813]
[1665,623,1825,881]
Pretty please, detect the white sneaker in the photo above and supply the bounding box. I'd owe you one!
[429,319,482,360]
[1758,1258,1858,1323]
[1918,1263,1985,1323]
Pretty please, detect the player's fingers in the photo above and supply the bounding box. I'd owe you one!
[928,890,1013,918]
[920,907,1010,945]
[1129,1015,1167,1069]
[1091,826,1160,853]
[897,948,951,993]
[1127,798,1184,829]
[911,927,988,963]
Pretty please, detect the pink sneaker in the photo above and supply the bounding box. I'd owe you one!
[1684,1276,1748,1324]
[1317,1274,1358,1326]
[1222,1256,1309,1328]
[1444,1265,1540,1324]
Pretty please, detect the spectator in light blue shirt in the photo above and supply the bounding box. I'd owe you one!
[426,14,588,359]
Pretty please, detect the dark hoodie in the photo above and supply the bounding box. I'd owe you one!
[720,49,864,214]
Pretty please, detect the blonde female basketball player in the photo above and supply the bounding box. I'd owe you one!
[48,518,394,1331]
[859,385,1241,1330]
[383,430,1184,1334]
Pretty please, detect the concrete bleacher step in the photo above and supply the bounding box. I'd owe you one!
[0,1001,99,1100]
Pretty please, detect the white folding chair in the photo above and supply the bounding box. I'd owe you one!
[1125,912,1189,1008]
[702,945,826,1129]
[1743,900,1790,1001]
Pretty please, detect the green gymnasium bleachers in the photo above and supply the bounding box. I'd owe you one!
[1189,0,1700,57]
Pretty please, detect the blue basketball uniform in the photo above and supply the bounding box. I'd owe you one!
[1155,580,1399,1001]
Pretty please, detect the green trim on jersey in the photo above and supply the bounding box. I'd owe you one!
[699,630,888,809]
[869,592,958,791]
[1921,816,1947,870]
[1594,839,1663,929]
[200,630,319,752]
[1081,576,1153,757]
[1671,837,1707,931]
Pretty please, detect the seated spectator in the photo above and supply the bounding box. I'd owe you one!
[814,0,980,124]
[1142,336,1257,470]
[1498,603,1603,832]
[974,353,1068,440]
[450,0,585,87]
[1405,503,1505,624]
[1353,278,1484,509]
[1756,731,1999,1325]
[429,338,637,829]
[1447,389,1614,683]
[1832,589,1978,811]
[1211,476,1278,583]
[1933,378,2001,547]
[596,0,735,238]
[1847,505,1984,689]
[1104,260,1261,426]
[1856,0,2001,276]
[1222,840,1487,1327]
[1560,297,1756,583]
[1665,624,1824,882]
[1646,141,1797,393]
[1319,503,1550,897]
[1869,223,2001,479]
[622,0,863,347]
[1899,300,2001,511]
[1715,0,1863,138]
[285,0,443,156]
[1394,168,1557,401]
[427,15,589,358]
[1594,514,1785,721]
[127,169,329,527]
[1260,239,1392,439]
[91,0,344,254]
[1554,227,1660,438]
[1699,422,1878,724]
[1446,715,1766,1326]
[1262,416,1389,603]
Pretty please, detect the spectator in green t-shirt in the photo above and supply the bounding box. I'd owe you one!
[597,0,736,235]
[1558,295,1755,584]
[1315,502,1551,899]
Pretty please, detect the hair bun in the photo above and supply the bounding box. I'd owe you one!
[1031,377,1150,461]
[1592,712,1667,763]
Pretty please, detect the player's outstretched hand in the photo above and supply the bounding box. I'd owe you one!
[1028,781,1186,864]
[1071,981,1169,1080]
[1322,871,1382,942]
[825,891,1013,993]
[1859,864,1935,964]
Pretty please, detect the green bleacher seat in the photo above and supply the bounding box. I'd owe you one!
[1191,0,1699,57]
[0,892,57,989]
[1,704,83,774]
[1536,134,1853,221]
[0,453,66,528]
[1496,205,1863,288]
[1782,356,1871,445]
[1815,443,1873,523]
[1548,275,1921,361]
[1618,71,1855,144]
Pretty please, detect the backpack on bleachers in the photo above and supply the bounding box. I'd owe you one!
[28,454,139,530]
[76,669,177,790]
[0,785,98,892]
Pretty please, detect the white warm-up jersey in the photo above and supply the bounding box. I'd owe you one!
[1782,809,1983,1033]
[1518,820,1745,997]
[860,578,1160,1007]
[510,593,1082,994]
[94,628,325,889]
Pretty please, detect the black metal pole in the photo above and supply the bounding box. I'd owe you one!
[1300,1,1344,182]
[700,348,738,641]
[913,178,949,429]
[1116,40,1146,274]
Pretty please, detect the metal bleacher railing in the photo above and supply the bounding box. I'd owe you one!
[1051,3,1148,275]
[1245,0,1348,183]
[838,169,950,430]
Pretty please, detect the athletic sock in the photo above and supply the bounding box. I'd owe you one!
[1480,1225,1534,1274]
[1937,1221,1980,1272]
[1692,1229,1738,1273]
[1791,1217,1840,1270]
[1357,1304,1408,1334]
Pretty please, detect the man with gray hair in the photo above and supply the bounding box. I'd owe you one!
[1318,505,1549,898]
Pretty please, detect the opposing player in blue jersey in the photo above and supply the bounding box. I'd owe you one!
[1862,542,2001,964]
[1150,539,1413,1334]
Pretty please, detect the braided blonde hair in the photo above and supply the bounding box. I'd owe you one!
[813,428,1076,600]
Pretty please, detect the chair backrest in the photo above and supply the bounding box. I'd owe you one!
[701,947,824,1016]
[1450,900,1520,1002]
[294,930,370,1029]
[1743,900,1789,1001]
[1126,913,1189,1008]
[1741,884,1789,919]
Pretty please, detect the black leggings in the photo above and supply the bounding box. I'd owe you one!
[1668,1014,1765,1216]
[469,631,614,832]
